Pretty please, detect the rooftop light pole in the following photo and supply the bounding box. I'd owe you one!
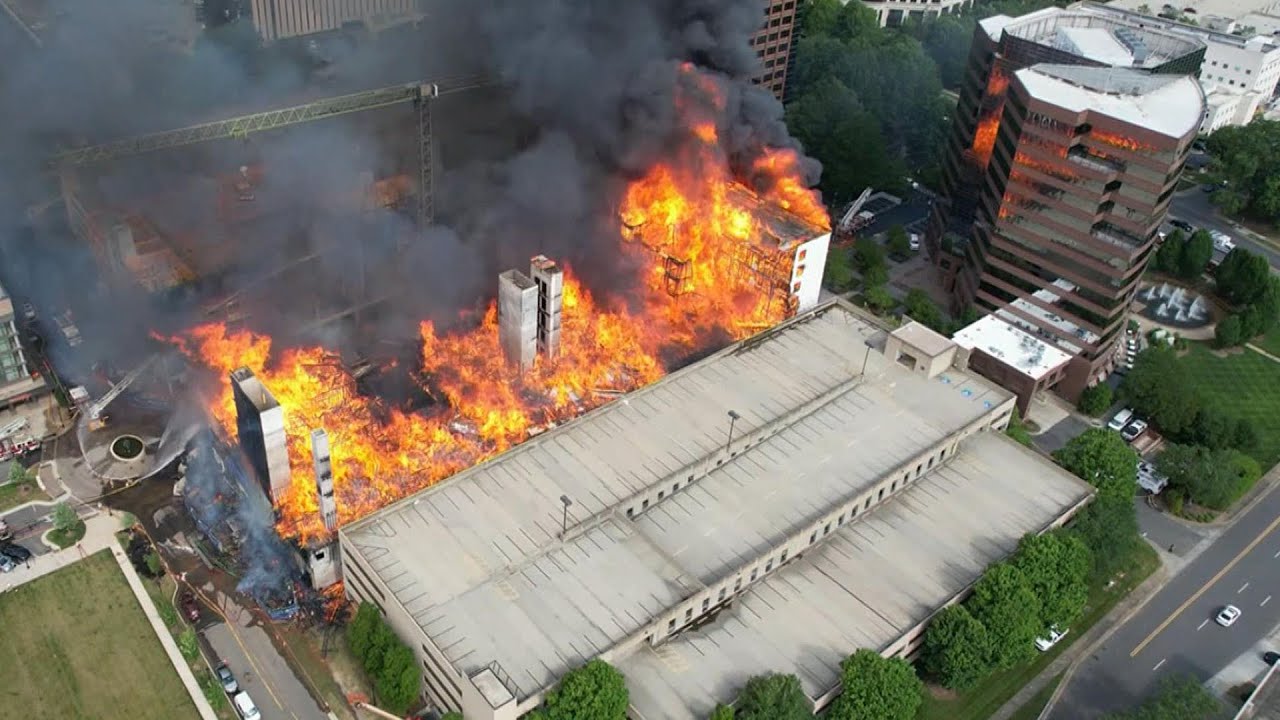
[726,410,742,452]
[559,495,573,537]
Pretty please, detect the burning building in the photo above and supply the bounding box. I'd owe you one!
[231,367,292,505]
[496,255,564,373]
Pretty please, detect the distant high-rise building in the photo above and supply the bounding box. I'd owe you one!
[247,0,423,42]
[951,64,1204,399]
[0,281,45,409]
[750,1,800,99]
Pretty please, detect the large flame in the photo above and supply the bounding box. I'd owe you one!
[170,63,829,544]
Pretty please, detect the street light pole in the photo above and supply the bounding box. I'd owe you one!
[559,494,573,537]
[726,410,741,452]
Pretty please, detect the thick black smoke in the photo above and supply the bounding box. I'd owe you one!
[0,0,819,365]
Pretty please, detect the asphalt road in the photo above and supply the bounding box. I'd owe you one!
[1168,188,1280,270]
[1052,481,1280,718]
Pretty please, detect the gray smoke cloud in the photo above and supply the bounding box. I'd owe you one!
[0,0,820,363]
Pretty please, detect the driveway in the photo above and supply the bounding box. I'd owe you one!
[1032,414,1091,456]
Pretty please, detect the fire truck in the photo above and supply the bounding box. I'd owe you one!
[0,418,40,462]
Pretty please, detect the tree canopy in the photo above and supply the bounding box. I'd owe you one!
[1178,230,1214,279]
[1070,493,1142,581]
[1156,444,1261,511]
[346,603,421,714]
[734,673,813,720]
[1053,427,1139,500]
[1120,347,1201,436]
[967,563,1042,670]
[826,650,922,720]
[541,660,630,720]
[708,704,735,720]
[1204,119,1280,223]
[1152,229,1185,275]
[1011,531,1090,632]
[904,288,948,333]
[1215,247,1273,306]
[920,605,992,691]
[1076,383,1114,417]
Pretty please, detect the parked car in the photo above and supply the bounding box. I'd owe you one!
[179,591,201,622]
[1170,218,1194,233]
[1217,605,1242,628]
[1121,418,1149,442]
[1108,408,1135,432]
[908,233,921,251]
[233,691,262,720]
[1211,230,1236,253]
[0,554,13,573]
[1264,651,1280,666]
[1,543,32,563]
[1035,625,1069,652]
[215,664,239,694]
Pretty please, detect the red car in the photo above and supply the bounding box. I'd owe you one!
[179,591,200,622]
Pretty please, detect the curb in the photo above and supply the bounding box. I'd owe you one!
[1038,563,1171,720]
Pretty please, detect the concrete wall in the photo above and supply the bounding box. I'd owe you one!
[790,233,830,313]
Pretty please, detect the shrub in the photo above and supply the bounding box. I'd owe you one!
[1077,383,1114,417]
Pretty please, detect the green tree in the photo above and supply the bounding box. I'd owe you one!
[887,225,912,259]
[1103,674,1225,720]
[864,285,896,312]
[824,246,856,292]
[6,462,24,485]
[52,502,79,533]
[968,563,1042,669]
[347,602,382,663]
[145,551,163,577]
[920,605,992,690]
[1011,531,1091,632]
[363,622,394,679]
[1076,383,1114,417]
[734,673,813,720]
[1120,347,1201,436]
[904,288,947,333]
[1072,494,1141,581]
[853,236,887,276]
[1053,427,1139,500]
[1153,231,1184,274]
[1214,314,1244,348]
[1205,119,1280,224]
[1233,417,1259,451]
[786,77,901,206]
[800,0,878,41]
[1178,230,1214,279]
[542,659,629,720]
[826,649,922,720]
[375,643,420,715]
[1214,247,1272,305]
[1156,445,1260,510]
[1189,406,1235,450]
[708,705,735,720]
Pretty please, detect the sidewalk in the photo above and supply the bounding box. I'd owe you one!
[0,513,218,720]
[990,561,1171,720]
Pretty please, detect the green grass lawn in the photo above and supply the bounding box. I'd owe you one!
[0,475,50,512]
[917,543,1159,720]
[1253,331,1280,360]
[0,550,199,720]
[1180,344,1280,469]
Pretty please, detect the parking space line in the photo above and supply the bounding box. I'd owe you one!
[1198,619,1209,631]
[1273,549,1279,558]
[1240,582,1251,594]
[1153,659,1167,672]
[1264,596,1272,607]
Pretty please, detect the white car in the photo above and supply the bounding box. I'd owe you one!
[908,233,921,251]
[1211,230,1235,253]
[1121,419,1148,442]
[1035,626,1069,652]
[1108,408,1135,432]
[233,692,261,720]
[1216,605,1242,628]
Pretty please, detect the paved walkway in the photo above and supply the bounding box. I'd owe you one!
[0,513,218,720]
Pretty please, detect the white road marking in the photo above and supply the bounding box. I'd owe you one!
[1153,659,1167,672]
[1198,619,1209,631]
[1273,549,1280,558]
[1263,596,1272,607]
[1240,582,1251,594]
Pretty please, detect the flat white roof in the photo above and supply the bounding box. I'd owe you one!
[1056,27,1134,66]
[953,314,1073,380]
[341,302,1024,703]
[620,431,1093,720]
[1016,64,1206,139]
[1102,0,1280,23]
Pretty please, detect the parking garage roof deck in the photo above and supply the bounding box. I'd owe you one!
[620,431,1095,720]
[340,300,1083,705]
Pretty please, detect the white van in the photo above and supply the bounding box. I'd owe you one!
[1107,408,1134,432]
[233,692,261,720]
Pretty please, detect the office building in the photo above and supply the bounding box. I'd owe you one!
[339,300,1094,720]
[860,0,975,27]
[952,314,1072,416]
[1083,3,1280,133]
[750,1,800,99]
[957,65,1203,398]
[248,0,423,42]
[0,281,44,409]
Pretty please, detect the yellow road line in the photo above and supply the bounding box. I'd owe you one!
[1131,510,1280,657]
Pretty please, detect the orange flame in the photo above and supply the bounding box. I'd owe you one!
[170,62,830,544]
[970,67,1011,167]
